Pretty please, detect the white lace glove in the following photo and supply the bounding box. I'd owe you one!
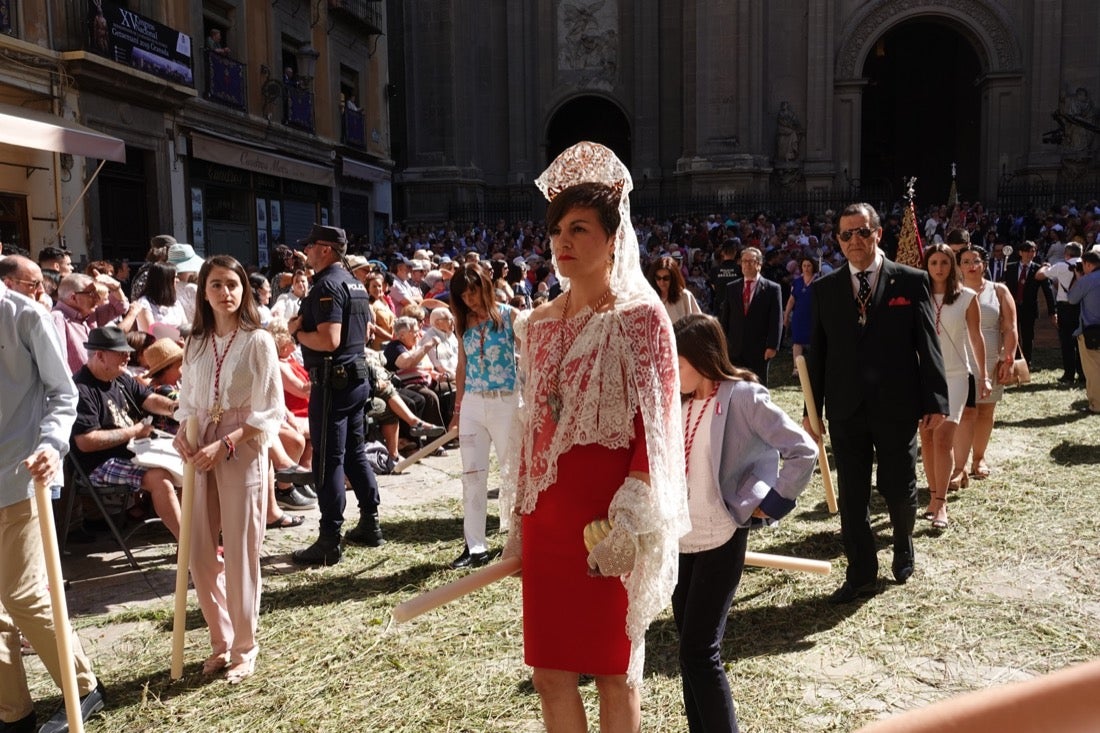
[587,525,637,577]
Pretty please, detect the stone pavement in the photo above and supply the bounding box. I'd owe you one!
[56,445,465,655]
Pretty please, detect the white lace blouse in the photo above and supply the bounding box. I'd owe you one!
[175,328,284,441]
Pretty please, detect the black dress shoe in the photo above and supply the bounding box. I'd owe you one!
[0,711,35,733]
[39,680,105,733]
[450,547,491,569]
[892,562,914,584]
[892,543,915,584]
[828,580,878,604]
[292,536,343,566]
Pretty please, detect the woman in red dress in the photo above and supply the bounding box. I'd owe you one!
[504,142,687,731]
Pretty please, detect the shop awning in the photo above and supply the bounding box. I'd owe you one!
[191,132,335,188]
[342,157,390,183]
[0,102,126,162]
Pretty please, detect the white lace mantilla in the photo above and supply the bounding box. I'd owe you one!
[516,299,688,686]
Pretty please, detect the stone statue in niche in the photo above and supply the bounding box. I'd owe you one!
[776,101,803,163]
[558,0,618,77]
[1062,87,1098,159]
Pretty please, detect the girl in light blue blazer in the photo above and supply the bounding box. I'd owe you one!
[672,314,817,733]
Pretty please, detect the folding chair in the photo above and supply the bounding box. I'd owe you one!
[60,454,163,570]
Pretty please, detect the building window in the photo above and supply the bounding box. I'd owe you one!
[0,0,16,36]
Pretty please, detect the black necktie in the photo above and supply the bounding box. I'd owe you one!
[856,271,871,304]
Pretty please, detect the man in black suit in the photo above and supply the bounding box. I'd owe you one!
[719,246,782,386]
[804,203,949,604]
[999,240,1055,364]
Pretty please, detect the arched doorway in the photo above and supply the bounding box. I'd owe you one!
[545,96,631,170]
[860,20,981,205]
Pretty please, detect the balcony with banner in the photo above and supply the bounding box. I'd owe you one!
[327,0,384,35]
[342,107,365,148]
[284,84,314,133]
[205,49,247,111]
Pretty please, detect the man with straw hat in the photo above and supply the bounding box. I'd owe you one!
[0,278,106,732]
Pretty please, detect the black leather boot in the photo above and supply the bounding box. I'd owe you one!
[344,513,385,547]
[291,534,343,565]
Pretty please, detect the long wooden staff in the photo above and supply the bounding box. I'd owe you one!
[391,550,831,624]
[794,355,838,513]
[392,557,521,623]
[170,417,198,680]
[34,477,84,733]
[393,427,458,474]
[745,551,831,575]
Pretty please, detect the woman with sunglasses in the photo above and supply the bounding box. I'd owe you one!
[920,243,989,530]
[647,254,701,323]
[951,244,1018,486]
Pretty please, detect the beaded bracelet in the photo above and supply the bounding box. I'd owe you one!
[221,435,236,461]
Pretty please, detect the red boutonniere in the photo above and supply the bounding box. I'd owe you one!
[888,296,912,307]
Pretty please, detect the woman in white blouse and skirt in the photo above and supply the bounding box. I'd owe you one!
[174,255,284,684]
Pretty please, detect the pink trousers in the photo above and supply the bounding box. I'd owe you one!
[188,409,268,666]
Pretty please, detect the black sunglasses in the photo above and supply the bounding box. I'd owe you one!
[838,227,874,242]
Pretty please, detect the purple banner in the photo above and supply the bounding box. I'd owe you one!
[87,0,193,86]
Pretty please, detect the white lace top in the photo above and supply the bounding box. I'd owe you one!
[175,328,284,442]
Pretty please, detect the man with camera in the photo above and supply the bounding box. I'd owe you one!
[1037,242,1085,383]
[1068,250,1100,414]
[288,225,382,565]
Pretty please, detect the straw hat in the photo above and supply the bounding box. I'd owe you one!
[144,337,183,377]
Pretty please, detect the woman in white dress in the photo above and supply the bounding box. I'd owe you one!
[920,243,989,530]
[951,245,1018,485]
[646,254,701,324]
[135,262,188,336]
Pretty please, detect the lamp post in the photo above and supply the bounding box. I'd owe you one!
[296,44,319,88]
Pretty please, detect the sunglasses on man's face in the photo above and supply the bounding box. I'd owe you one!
[838,227,874,242]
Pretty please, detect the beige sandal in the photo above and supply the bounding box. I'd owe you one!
[226,658,256,685]
[202,652,230,676]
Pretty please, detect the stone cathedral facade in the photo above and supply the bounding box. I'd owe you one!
[389,0,1100,220]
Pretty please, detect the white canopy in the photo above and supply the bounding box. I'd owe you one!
[0,102,125,162]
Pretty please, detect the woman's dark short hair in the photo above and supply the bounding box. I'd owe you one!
[545,182,621,237]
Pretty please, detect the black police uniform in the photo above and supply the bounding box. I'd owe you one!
[295,262,381,557]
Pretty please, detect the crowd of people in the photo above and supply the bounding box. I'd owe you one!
[2,148,1100,730]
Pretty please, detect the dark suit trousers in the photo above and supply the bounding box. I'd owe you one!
[1017,312,1036,364]
[1057,302,1083,379]
[828,405,918,585]
[742,356,770,388]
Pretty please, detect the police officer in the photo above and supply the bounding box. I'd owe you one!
[288,224,382,565]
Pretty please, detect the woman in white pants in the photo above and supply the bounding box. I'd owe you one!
[448,262,521,569]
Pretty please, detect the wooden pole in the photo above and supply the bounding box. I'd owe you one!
[34,478,84,733]
[392,556,521,623]
[794,355,838,513]
[170,417,198,680]
[393,427,458,474]
[391,548,831,625]
[745,551,831,575]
